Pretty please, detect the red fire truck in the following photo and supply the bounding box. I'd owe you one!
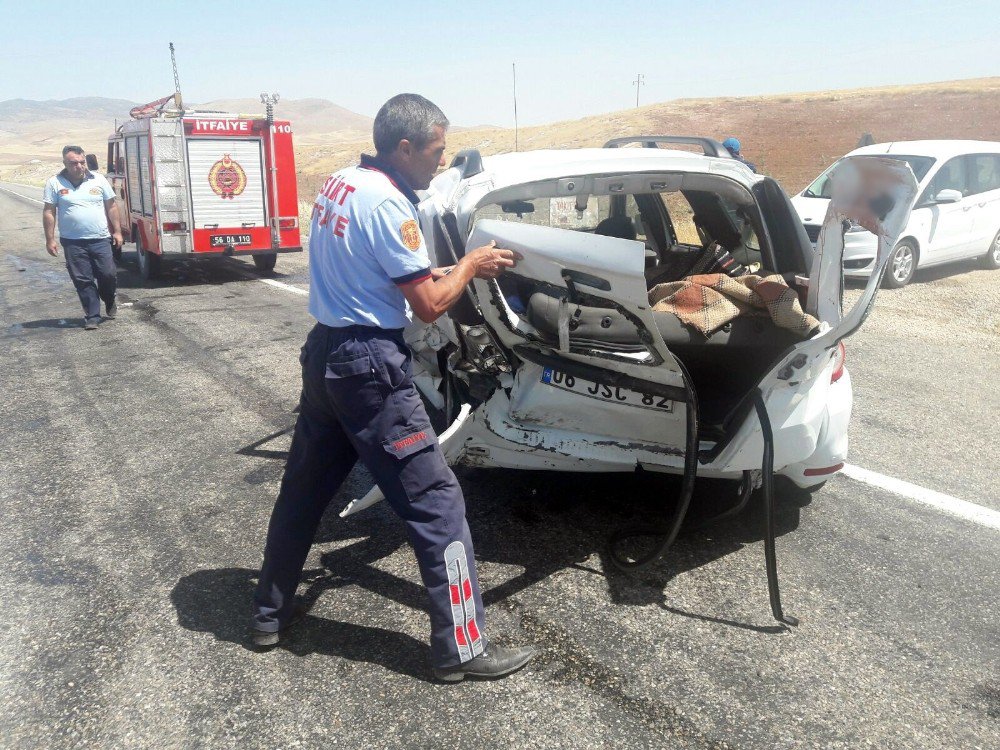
[105,94,302,279]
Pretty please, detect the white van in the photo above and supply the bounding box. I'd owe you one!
[792,140,1000,287]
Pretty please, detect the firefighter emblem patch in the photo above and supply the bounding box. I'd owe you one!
[207,154,248,200]
[400,219,421,251]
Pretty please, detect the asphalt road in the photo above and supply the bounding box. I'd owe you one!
[1,183,997,749]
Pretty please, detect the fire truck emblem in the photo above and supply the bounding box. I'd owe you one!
[207,154,247,200]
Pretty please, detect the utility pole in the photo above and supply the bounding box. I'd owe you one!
[512,62,519,152]
[633,73,644,108]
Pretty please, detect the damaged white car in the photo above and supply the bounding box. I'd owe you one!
[345,137,916,600]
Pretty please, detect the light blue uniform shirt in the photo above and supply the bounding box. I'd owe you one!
[43,171,114,240]
[308,155,431,330]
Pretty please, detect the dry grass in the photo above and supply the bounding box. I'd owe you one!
[294,76,1000,204]
[5,77,1000,207]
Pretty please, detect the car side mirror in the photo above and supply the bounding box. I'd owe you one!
[933,188,962,204]
[86,153,99,171]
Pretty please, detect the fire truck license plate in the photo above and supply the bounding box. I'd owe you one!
[210,234,252,247]
[541,368,673,411]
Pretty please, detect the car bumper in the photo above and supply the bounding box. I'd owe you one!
[781,367,852,487]
[451,364,853,485]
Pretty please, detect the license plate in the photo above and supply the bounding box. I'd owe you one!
[541,368,673,411]
[210,234,252,247]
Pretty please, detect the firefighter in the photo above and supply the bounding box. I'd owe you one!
[42,145,122,329]
[251,93,535,682]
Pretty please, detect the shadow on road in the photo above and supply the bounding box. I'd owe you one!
[8,318,86,331]
[112,251,299,291]
[174,441,809,666]
[455,468,806,633]
[170,567,433,680]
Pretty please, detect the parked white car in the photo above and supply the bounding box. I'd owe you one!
[343,138,917,531]
[792,140,1000,287]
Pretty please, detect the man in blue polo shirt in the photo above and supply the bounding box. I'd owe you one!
[251,93,535,682]
[43,145,122,329]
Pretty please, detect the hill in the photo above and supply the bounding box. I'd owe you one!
[0,97,137,129]
[194,98,372,142]
[3,77,999,205]
[0,95,372,178]
[295,77,1000,200]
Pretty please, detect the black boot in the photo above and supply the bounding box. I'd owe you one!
[433,644,536,682]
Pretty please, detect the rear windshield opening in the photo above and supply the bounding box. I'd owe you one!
[473,187,771,289]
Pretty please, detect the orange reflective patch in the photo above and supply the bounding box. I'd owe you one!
[400,219,421,251]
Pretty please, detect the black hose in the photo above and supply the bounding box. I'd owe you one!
[753,389,799,627]
[607,360,699,572]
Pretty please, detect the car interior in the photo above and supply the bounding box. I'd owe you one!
[459,176,816,435]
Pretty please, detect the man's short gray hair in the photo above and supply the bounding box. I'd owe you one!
[62,145,84,158]
[373,94,449,155]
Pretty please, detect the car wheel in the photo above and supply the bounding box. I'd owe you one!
[135,234,161,281]
[253,253,277,273]
[982,228,1000,271]
[882,239,917,289]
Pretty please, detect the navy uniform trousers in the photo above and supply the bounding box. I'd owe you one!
[61,237,116,322]
[252,323,487,667]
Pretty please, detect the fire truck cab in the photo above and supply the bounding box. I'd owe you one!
[106,96,302,279]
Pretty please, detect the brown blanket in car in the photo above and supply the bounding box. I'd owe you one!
[649,273,819,337]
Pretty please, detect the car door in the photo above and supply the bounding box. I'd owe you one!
[808,156,919,335]
[964,153,1000,257]
[921,156,977,261]
[707,155,920,468]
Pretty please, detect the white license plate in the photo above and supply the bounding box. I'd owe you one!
[210,233,252,247]
[541,368,673,411]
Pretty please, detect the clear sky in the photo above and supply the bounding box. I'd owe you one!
[2,0,996,126]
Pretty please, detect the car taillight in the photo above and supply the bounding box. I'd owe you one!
[831,341,846,383]
[162,221,187,232]
[804,463,844,476]
[277,217,298,230]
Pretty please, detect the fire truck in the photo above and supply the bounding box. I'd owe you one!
[105,93,302,279]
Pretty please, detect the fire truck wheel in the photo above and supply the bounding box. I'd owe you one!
[135,235,161,281]
[253,253,277,273]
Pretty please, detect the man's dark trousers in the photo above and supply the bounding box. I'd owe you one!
[252,323,487,668]
[61,237,116,321]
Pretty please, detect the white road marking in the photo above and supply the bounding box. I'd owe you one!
[2,183,314,297]
[841,463,1000,531]
[258,277,308,296]
[0,185,44,205]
